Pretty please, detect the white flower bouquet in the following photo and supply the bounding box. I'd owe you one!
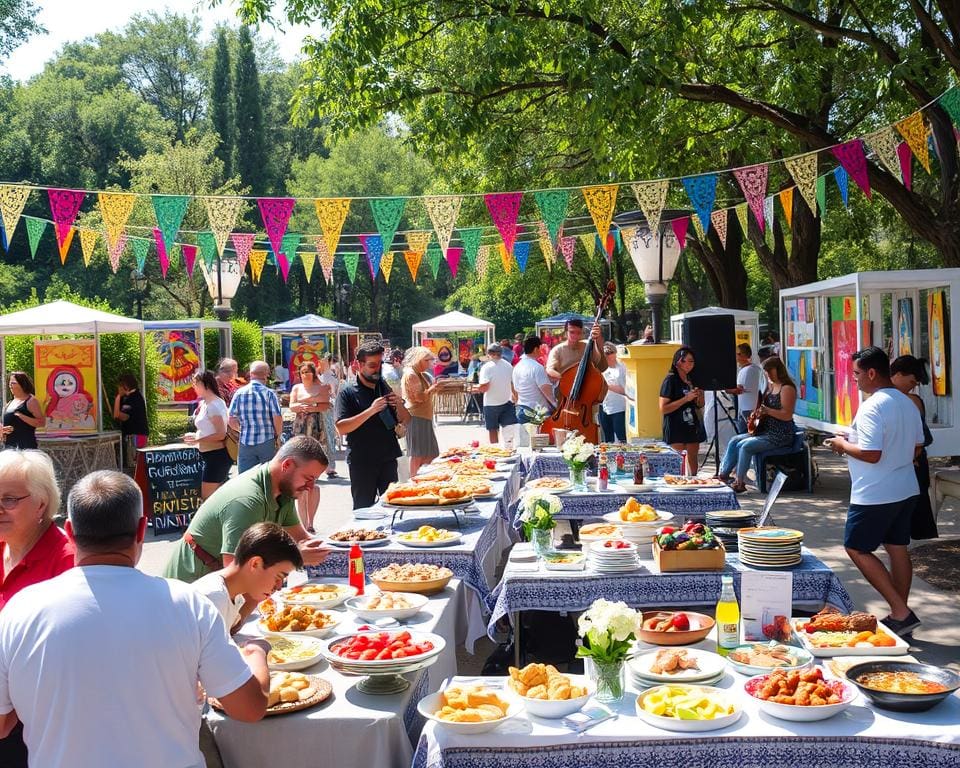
[561,434,595,470]
[575,599,641,664]
[518,491,562,538]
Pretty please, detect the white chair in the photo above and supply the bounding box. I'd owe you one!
[932,468,960,520]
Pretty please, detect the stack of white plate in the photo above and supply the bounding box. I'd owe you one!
[737,526,804,568]
[587,540,640,572]
[627,647,726,689]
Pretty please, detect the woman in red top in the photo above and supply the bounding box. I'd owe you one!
[0,449,75,765]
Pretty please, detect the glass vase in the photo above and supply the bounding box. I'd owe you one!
[569,464,588,491]
[587,658,626,704]
[530,527,554,556]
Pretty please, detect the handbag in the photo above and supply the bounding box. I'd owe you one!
[224,426,240,462]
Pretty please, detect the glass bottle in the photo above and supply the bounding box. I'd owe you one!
[348,542,365,596]
[715,575,740,655]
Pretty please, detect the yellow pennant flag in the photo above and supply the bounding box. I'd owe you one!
[249,249,268,284]
[98,192,137,251]
[300,249,316,283]
[535,220,553,271]
[498,243,514,274]
[864,127,902,180]
[895,112,931,174]
[631,180,669,235]
[422,196,462,253]
[79,229,98,266]
[381,251,395,283]
[58,227,76,265]
[735,203,750,235]
[314,198,351,255]
[406,231,431,255]
[313,237,335,284]
[0,185,30,238]
[404,250,422,282]
[582,184,618,243]
[476,245,490,280]
[204,196,245,256]
[779,188,795,230]
[783,152,819,215]
[691,214,705,240]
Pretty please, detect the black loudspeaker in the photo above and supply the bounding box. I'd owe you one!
[682,315,738,390]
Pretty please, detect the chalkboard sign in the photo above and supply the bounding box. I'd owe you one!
[136,445,204,534]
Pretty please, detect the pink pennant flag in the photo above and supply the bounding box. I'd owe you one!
[830,139,871,199]
[153,228,170,278]
[896,141,913,190]
[47,189,86,248]
[732,164,769,233]
[671,216,690,250]
[107,233,127,273]
[483,192,523,253]
[276,253,290,282]
[257,198,296,257]
[560,236,576,271]
[445,247,462,278]
[231,232,255,273]
[182,243,198,277]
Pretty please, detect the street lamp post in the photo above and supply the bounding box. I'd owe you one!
[129,269,148,320]
[199,256,243,360]
[339,284,349,319]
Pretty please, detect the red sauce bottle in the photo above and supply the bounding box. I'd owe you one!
[348,542,365,595]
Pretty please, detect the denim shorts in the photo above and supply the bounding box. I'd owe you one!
[483,402,518,431]
[844,496,917,552]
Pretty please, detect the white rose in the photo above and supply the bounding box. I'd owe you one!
[576,446,593,463]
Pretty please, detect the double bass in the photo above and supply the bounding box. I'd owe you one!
[542,281,616,444]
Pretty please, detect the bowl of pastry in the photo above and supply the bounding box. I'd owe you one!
[258,604,345,639]
[418,683,523,734]
[344,591,430,621]
[507,663,592,718]
[370,563,454,595]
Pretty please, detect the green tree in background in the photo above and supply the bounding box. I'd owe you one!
[210,28,235,180]
[234,25,266,195]
[0,0,42,60]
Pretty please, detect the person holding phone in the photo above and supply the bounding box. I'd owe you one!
[658,346,706,474]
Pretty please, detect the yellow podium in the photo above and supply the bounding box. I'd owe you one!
[620,343,681,440]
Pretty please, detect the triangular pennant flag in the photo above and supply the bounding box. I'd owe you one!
[249,249,268,284]
[763,196,775,233]
[182,242,198,277]
[784,153,819,214]
[300,249,316,283]
[153,228,170,278]
[458,227,482,268]
[343,252,360,283]
[613,229,622,256]
[203,197,244,256]
[197,232,217,268]
[671,216,689,250]
[732,165,768,232]
[313,237,335,284]
[560,236,576,271]
[734,203,749,235]
[602,232,615,262]
[107,234,127,273]
[0,222,6,252]
[681,174,718,235]
[131,237,150,273]
[895,112,931,174]
[578,233,596,260]
[423,195,462,253]
[359,234,384,280]
[445,247,462,278]
[314,198,351,256]
[426,244,442,278]
[406,230,431,255]
[939,87,960,128]
[535,220,554,271]
[830,139,871,199]
[152,195,190,254]
[476,245,490,280]
[631,180,670,235]
[0,185,29,239]
[833,166,850,207]
[57,228,76,265]
[25,217,46,259]
[779,188,794,229]
[230,232,255,273]
[47,189,85,250]
[691,214,705,240]
[864,127,903,180]
[276,232,301,283]
[369,197,406,250]
[404,250,423,282]
[816,176,827,217]
[497,243,514,274]
[381,251,395,283]
[710,209,728,247]
[533,189,569,247]
[484,192,523,253]
[897,141,914,190]
[257,197,296,260]
[98,192,137,251]
[514,241,531,273]
[582,184,618,242]
[79,229,98,267]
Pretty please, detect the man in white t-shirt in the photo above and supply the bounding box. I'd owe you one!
[825,347,924,635]
[512,336,555,445]
[599,343,629,442]
[478,344,518,444]
[0,471,269,768]
[726,343,764,432]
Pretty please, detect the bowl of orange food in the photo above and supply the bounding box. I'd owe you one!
[844,661,960,712]
[744,667,855,722]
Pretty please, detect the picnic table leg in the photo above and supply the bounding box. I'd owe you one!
[570,519,581,539]
[513,612,521,668]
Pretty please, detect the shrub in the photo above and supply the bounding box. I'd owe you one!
[202,316,264,373]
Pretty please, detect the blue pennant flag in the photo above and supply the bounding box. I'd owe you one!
[681,174,718,235]
[514,241,531,272]
[833,166,849,208]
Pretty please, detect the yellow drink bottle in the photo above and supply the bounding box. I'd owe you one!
[715,575,740,656]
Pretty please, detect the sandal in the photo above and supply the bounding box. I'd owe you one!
[731,482,748,494]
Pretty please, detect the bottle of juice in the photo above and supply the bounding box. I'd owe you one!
[348,542,365,596]
[715,575,740,655]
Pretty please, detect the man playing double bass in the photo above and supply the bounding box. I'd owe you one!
[546,318,608,382]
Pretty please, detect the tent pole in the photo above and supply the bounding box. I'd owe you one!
[95,325,103,433]
[139,331,146,402]
[0,337,6,417]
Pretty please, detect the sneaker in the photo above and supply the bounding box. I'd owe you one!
[883,610,921,635]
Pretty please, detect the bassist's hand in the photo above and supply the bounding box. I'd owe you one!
[591,323,603,344]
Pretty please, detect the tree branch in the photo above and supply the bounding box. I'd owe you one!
[909,0,960,72]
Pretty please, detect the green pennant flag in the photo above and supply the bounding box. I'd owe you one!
[426,244,442,278]
[130,237,150,272]
[369,197,406,251]
[197,232,218,268]
[578,233,596,260]
[152,195,190,254]
[343,252,360,283]
[25,217,46,259]
[939,87,960,128]
[458,227,483,268]
[815,176,827,219]
[533,189,569,247]
[280,232,301,265]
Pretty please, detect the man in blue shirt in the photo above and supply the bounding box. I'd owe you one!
[228,361,283,473]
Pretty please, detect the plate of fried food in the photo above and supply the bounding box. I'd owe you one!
[793,608,909,656]
[418,683,523,734]
[745,667,856,721]
[661,475,728,490]
[395,525,463,548]
[344,591,430,621]
[726,643,814,676]
[258,604,345,638]
[370,563,454,595]
[277,583,358,609]
[210,671,332,715]
[382,481,474,508]
[525,476,574,493]
[265,635,326,671]
[324,528,391,548]
[629,647,725,684]
[507,663,592,718]
[477,445,517,461]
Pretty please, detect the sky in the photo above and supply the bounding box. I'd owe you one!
[3,0,315,81]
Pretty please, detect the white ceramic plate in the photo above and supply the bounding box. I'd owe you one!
[265,636,325,671]
[323,630,445,669]
[343,592,429,621]
[417,690,523,734]
[278,584,359,609]
[635,685,742,732]
[324,536,391,549]
[258,609,345,639]
[629,648,726,683]
[725,644,815,676]
[395,531,463,548]
[745,674,856,721]
[792,618,910,657]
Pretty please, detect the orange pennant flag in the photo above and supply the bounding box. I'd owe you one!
[498,243,514,274]
[404,250,422,282]
[58,227,76,264]
[779,188,794,229]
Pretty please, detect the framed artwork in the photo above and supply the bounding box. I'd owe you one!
[35,340,98,434]
[154,329,201,402]
[928,290,949,396]
[897,298,914,357]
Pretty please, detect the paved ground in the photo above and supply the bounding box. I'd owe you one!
[139,418,960,671]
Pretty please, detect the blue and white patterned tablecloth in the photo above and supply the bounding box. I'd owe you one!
[522,447,683,480]
[485,548,853,640]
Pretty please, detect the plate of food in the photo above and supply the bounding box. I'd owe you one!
[540,551,586,571]
[344,591,429,621]
[277,583,358,609]
[660,475,728,490]
[525,476,574,493]
[629,647,726,683]
[382,481,474,507]
[418,683,523,734]
[370,563,454,595]
[211,671,332,716]
[726,643,815,676]
[635,684,741,732]
[638,611,715,646]
[324,629,445,669]
[578,522,623,552]
[507,663,591,718]
[258,605,345,638]
[324,528,391,548]
[843,660,960,712]
[265,635,326,671]
[395,525,463,548]
[793,608,909,656]
[745,667,856,722]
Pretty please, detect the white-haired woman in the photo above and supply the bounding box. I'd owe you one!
[401,347,440,476]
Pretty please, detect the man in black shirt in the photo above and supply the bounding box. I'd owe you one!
[113,373,149,470]
[335,341,411,508]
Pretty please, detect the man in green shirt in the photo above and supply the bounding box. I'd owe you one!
[163,436,331,583]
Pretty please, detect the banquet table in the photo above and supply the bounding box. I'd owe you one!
[207,577,474,768]
[521,444,684,480]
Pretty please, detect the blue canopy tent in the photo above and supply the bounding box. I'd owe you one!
[262,314,360,388]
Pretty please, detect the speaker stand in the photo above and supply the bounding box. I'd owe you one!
[702,388,739,473]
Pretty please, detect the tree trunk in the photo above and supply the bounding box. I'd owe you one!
[687,220,749,308]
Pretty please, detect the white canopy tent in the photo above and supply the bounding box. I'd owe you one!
[411,311,496,347]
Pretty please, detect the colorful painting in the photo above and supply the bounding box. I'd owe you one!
[282,334,331,389]
[786,348,821,419]
[784,300,798,347]
[154,329,201,402]
[928,290,949,396]
[34,340,98,433]
[897,298,914,357]
[457,338,475,370]
[423,337,458,375]
[735,328,753,354]
[830,296,860,426]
